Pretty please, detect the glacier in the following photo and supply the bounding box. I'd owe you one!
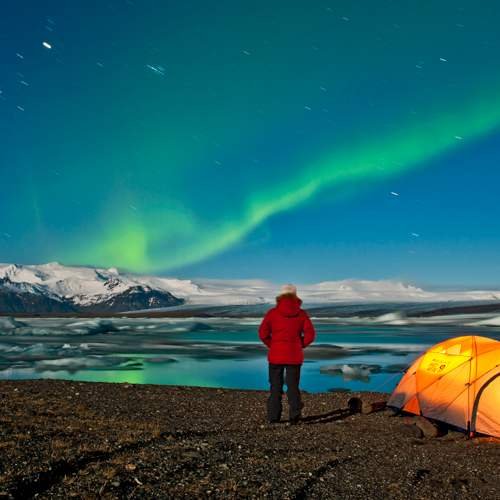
[1,262,500,314]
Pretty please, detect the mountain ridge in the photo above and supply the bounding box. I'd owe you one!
[0,262,499,315]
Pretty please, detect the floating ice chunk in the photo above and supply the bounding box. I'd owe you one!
[439,57,447,62]
[341,16,350,21]
[20,80,29,86]
[0,317,26,331]
[373,311,410,325]
[34,356,123,372]
[66,319,119,335]
[320,363,380,381]
[23,343,49,355]
[42,41,52,49]
[454,135,463,140]
[469,315,500,327]
[16,53,24,59]
[411,232,420,237]
[16,105,25,111]
[304,105,312,111]
[390,191,400,197]
[242,50,251,56]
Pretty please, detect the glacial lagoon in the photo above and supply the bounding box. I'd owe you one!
[2,315,499,393]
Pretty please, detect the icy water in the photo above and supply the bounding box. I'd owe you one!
[1,317,499,393]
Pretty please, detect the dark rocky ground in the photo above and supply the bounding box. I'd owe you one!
[0,380,498,499]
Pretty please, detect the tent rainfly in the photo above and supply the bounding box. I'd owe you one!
[388,335,500,438]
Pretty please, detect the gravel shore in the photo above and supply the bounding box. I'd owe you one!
[0,380,498,499]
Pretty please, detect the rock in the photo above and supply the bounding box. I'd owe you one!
[346,397,387,414]
[402,416,447,438]
[402,416,416,425]
[382,407,398,417]
[347,397,363,413]
[414,416,440,438]
[400,423,424,439]
[361,401,387,414]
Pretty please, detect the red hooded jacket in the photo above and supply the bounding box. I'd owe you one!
[258,295,315,365]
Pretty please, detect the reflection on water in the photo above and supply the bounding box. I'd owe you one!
[1,317,499,393]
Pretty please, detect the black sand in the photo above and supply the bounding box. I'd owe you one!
[0,380,498,499]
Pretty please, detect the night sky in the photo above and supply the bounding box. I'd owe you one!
[2,1,500,285]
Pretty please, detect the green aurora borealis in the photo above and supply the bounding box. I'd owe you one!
[2,1,500,282]
[75,89,500,272]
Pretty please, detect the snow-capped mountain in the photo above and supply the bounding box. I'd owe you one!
[0,262,499,314]
[0,263,185,313]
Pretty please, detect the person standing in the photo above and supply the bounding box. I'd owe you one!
[258,284,316,424]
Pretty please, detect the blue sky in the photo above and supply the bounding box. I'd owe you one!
[178,130,500,285]
[1,1,500,286]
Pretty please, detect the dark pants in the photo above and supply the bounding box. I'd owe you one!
[267,363,302,422]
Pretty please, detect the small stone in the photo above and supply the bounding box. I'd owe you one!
[400,422,424,439]
[415,416,440,438]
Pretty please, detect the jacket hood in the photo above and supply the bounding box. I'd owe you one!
[276,295,302,317]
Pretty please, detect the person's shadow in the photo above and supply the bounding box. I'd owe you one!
[300,398,362,424]
[301,407,354,425]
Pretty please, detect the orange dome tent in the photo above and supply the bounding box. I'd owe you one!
[388,335,500,438]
